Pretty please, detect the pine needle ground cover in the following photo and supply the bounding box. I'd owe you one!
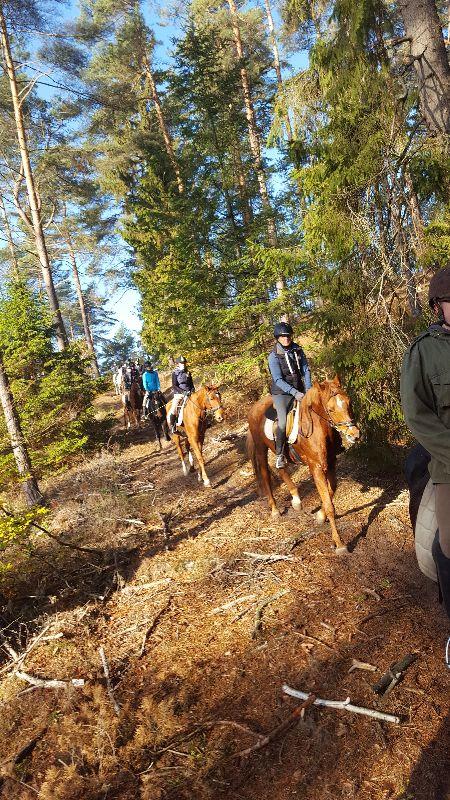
[0,390,447,800]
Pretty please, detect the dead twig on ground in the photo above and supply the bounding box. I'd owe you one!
[243,552,294,563]
[252,590,289,639]
[292,631,336,651]
[360,595,411,624]
[139,597,173,657]
[15,671,84,689]
[210,594,256,615]
[348,659,377,673]
[230,694,316,759]
[121,578,172,595]
[99,646,120,715]
[373,653,418,696]
[282,685,400,724]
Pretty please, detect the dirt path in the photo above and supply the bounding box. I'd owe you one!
[0,392,448,800]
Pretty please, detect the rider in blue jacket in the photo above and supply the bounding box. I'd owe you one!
[268,321,312,469]
[142,361,161,418]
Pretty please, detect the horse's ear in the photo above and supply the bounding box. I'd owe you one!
[331,374,341,386]
[300,382,319,438]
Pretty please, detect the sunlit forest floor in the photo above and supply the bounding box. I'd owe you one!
[0,391,448,800]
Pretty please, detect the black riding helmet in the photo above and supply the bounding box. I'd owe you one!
[177,356,187,364]
[274,322,294,339]
[428,265,450,307]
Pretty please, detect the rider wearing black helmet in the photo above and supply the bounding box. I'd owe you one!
[169,356,195,433]
[401,265,450,664]
[268,321,312,469]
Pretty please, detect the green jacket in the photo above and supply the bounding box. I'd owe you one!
[401,323,450,483]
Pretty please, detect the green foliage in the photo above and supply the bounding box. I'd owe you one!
[0,506,49,560]
[0,282,95,490]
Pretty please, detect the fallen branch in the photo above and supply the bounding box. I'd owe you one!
[139,597,172,657]
[348,659,377,673]
[15,671,84,689]
[0,505,104,555]
[210,594,256,615]
[99,646,120,715]
[252,590,289,639]
[360,595,410,624]
[282,685,400,724]
[293,631,336,651]
[244,551,294,563]
[121,578,172,595]
[230,694,316,759]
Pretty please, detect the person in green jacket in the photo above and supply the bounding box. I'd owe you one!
[400,266,450,665]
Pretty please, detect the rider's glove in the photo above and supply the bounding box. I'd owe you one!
[295,391,305,402]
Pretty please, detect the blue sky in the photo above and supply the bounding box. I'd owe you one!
[32,1,308,338]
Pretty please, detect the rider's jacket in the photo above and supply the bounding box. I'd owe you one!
[142,369,160,392]
[268,342,311,397]
[172,367,195,395]
[401,322,450,484]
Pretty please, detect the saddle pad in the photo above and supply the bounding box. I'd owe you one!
[263,402,300,445]
[415,478,438,583]
[177,396,188,426]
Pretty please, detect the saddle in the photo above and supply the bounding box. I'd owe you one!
[264,400,301,445]
[175,396,189,427]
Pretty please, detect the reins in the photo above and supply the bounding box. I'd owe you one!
[187,390,223,418]
[299,390,356,439]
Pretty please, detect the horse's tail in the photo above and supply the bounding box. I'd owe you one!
[247,426,265,497]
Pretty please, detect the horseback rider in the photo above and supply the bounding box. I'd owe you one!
[401,265,450,666]
[142,360,161,419]
[268,321,312,469]
[169,356,195,433]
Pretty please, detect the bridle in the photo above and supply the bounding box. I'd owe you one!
[188,389,224,419]
[304,391,357,438]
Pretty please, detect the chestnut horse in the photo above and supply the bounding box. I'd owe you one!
[166,386,224,486]
[247,376,360,553]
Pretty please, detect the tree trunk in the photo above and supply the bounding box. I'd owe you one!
[143,55,185,195]
[65,231,100,378]
[0,354,43,507]
[0,9,68,349]
[390,187,422,316]
[232,142,253,229]
[227,0,279,254]
[404,167,425,257]
[399,0,450,134]
[262,0,293,141]
[0,193,19,279]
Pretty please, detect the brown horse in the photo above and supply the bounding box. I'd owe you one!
[166,386,224,486]
[247,376,360,553]
[121,378,143,429]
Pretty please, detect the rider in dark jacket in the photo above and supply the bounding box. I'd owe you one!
[268,322,312,469]
[169,357,195,432]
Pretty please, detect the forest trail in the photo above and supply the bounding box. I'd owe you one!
[0,391,448,800]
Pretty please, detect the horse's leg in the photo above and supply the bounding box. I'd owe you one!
[184,438,196,474]
[310,463,346,552]
[256,441,280,518]
[152,415,162,450]
[173,433,188,475]
[277,466,302,511]
[188,435,210,486]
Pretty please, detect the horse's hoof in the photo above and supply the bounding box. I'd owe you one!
[203,478,211,487]
[271,508,281,518]
[315,509,326,524]
[334,545,348,556]
[197,472,202,482]
[291,495,302,511]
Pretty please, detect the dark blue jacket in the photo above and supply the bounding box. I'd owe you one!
[172,367,195,395]
[268,342,311,397]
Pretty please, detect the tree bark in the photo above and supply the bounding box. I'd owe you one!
[0,354,44,507]
[232,142,253,229]
[227,0,279,251]
[65,231,100,378]
[0,193,19,279]
[0,9,68,349]
[262,0,293,141]
[399,0,450,134]
[143,54,185,195]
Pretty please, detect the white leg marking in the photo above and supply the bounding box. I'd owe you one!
[291,494,302,510]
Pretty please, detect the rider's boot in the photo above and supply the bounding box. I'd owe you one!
[275,427,287,469]
[432,533,450,669]
[168,413,177,434]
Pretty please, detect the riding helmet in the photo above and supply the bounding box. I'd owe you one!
[274,322,294,339]
[428,265,450,307]
[177,356,187,363]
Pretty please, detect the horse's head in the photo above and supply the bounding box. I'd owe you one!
[204,385,224,423]
[323,375,360,446]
